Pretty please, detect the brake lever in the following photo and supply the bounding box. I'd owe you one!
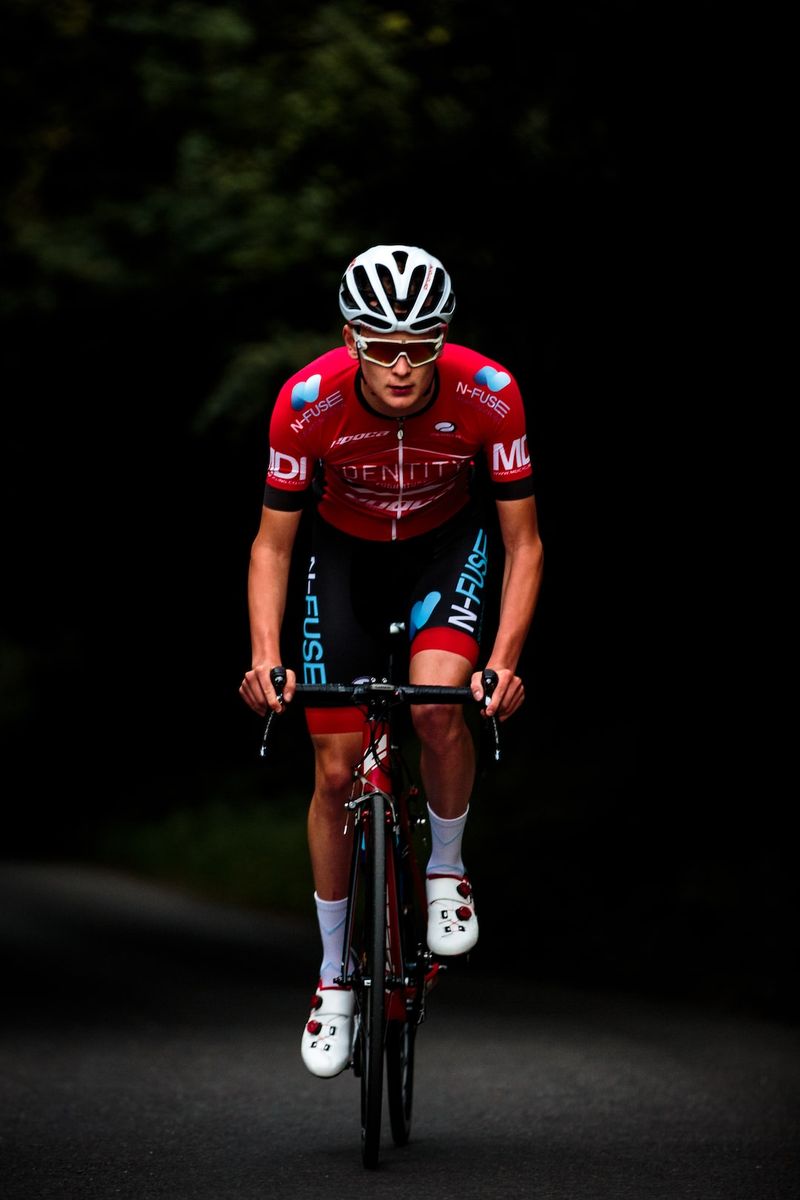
[260,666,287,759]
[481,668,501,764]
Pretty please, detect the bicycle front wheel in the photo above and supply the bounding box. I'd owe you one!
[386,1016,416,1145]
[360,792,387,1169]
[385,827,421,1148]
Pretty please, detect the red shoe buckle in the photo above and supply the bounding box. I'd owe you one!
[456,881,472,899]
[310,994,322,1010]
[455,905,473,921]
[306,1020,323,1035]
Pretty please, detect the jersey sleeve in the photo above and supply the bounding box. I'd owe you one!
[479,366,535,500]
[263,481,309,510]
[492,474,535,500]
[262,379,316,510]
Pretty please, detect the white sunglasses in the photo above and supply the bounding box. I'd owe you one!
[354,333,444,368]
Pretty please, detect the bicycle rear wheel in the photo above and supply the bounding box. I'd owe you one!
[359,792,387,1169]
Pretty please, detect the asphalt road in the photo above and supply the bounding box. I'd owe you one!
[1,862,797,1200]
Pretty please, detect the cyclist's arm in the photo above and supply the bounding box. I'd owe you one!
[239,505,303,715]
[472,495,543,720]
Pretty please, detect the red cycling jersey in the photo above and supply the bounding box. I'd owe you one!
[264,343,534,541]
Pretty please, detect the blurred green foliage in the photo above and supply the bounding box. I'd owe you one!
[95,793,316,914]
[2,0,628,423]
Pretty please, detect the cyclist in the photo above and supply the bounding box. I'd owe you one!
[240,245,543,1078]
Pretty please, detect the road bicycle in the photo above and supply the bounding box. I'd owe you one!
[261,655,499,1169]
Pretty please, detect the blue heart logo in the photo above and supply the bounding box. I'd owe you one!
[291,373,322,410]
[475,366,511,392]
[410,591,441,638]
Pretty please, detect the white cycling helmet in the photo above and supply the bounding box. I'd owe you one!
[339,245,456,333]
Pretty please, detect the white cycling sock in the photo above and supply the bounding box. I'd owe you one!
[314,892,349,988]
[425,804,469,877]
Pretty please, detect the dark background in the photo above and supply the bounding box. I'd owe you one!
[1,3,791,1018]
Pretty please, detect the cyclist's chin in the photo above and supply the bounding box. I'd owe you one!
[373,385,428,414]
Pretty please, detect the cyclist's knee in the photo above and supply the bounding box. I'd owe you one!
[412,703,465,748]
[313,734,359,799]
[314,761,353,800]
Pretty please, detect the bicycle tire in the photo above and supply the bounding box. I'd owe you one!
[386,1016,416,1145]
[360,791,387,1169]
[385,813,421,1148]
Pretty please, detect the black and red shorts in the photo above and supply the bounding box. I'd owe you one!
[300,503,491,734]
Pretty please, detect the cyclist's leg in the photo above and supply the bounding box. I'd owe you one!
[405,499,487,825]
[302,515,386,901]
[307,731,362,902]
[300,521,387,1076]
[409,677,480,957]
[408,647,475,823]
[408,651,480,957]
[300,730,362,1078]
[404,505,489,955]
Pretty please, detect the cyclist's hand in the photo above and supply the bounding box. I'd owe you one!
[239,664,297,715]
[470,667,524,721]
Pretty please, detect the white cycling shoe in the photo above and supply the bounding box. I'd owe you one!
[426,874,479,956]
[301,984,356,1078]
